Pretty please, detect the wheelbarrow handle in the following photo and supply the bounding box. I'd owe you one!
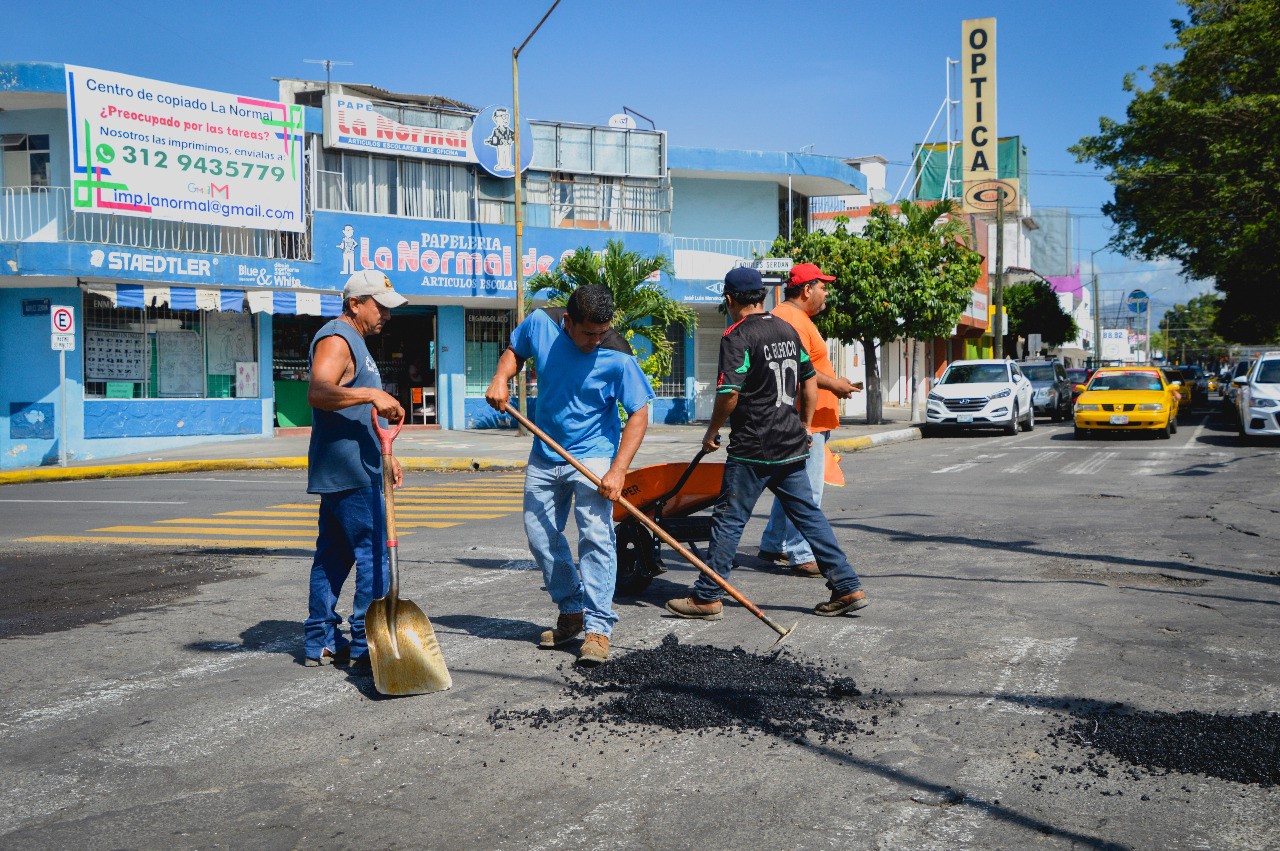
[652,444,715,511]
[503,404,792,642]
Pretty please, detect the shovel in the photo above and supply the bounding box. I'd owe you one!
[365,410,452,696]
[503,404,795,647]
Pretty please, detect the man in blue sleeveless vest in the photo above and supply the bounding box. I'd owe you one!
[304,269,407,669]
[485,285,653,667]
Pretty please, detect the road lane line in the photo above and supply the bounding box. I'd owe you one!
[17,535,361,546]
[1002,450,1062,474]
[90,525,319,537]
[1060,450,1118,475]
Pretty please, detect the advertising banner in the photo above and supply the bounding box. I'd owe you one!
[324,95,472,162]
[1101,328,1131,361]
[66,65,305,232]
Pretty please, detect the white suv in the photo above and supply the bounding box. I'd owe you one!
[926,359,1035,435]
[1233,352,1280,441]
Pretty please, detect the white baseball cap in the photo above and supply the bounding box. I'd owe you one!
[343,269,407,308]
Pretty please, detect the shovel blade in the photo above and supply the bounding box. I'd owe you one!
[365,597,452,696]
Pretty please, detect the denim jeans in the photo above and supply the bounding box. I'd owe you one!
[693,457,861,603]
[305,485,388,660]
[760,430,827,564]
[523,454,618,637]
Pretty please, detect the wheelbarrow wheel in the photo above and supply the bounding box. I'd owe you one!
[615,519,662,595]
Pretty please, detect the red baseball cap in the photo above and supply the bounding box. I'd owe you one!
[789,262,836,285]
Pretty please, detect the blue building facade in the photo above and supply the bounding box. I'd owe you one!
[0,61,865,469]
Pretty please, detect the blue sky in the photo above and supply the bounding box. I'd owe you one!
[12,0,1203,314]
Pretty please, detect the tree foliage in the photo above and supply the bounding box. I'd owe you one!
[526,239,695,389]
[1071,0,1280,342]
[770,200,982,422]
[1003,280,1079,349]
[1153,292,1228,361]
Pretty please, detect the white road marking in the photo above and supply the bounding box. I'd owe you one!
[932,453,1007,474]
[1060,451,1118,475]
[980,636,1078,714]
[1002,450,1062,474]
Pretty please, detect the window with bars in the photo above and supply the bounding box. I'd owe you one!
[82,293,258,399]
[464,308,516,395]
[656,321,689,398]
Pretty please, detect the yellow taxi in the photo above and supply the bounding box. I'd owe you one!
[1074,366,1180,439]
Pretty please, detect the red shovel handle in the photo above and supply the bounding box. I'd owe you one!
[371,408,403,454]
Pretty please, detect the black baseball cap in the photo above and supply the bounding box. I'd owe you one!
[723,266,764,294]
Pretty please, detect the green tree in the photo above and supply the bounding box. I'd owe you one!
[1154,292,1227,363]
[1071,0,1280,342]
[526,239,696,389]
[771,200,982,423]
[1003,279,1079,355]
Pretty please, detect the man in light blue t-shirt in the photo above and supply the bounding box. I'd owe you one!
[486,285,653,666]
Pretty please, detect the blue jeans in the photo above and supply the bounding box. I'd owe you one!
[760,430,827,564]
[305,485,388,660]
[693,457,861,603]
[523,454,618,637]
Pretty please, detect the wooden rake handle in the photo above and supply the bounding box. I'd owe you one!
[502,404,792,639]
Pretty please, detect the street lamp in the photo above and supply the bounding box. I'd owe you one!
[1089,247,1103,368]
[512,0,563,426]
[1140,287,1169,364]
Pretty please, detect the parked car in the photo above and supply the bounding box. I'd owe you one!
[1065,367,1094,403]
[1223,359,1255,419]
[1233,352,1280,441]
[926,359,1035,435]
[1020,360,1074,421]
[1074,366,1179,439]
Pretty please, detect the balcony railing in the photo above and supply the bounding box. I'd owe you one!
[0,186,311,260]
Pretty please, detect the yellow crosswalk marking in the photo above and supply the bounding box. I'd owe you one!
[91,525,321,537]
[218,510,315,517]
[160,518,315,526]
[21,535,319,547]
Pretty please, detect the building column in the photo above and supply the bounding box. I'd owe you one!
[437,305,466,430]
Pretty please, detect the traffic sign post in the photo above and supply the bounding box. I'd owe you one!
[49,306,75,466]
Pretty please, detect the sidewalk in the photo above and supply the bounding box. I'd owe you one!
[0,406,922,484]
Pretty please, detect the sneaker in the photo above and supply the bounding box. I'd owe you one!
[303,646,350,667]
[665,596,724,620]
[539,612,584,649]
[814,589,869,617]
[577,633,609,666]
[757,549,789,565]
[789,561,823,578]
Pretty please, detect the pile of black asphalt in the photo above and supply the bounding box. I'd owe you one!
[490,633,896,744]
[1044,701,1279,787]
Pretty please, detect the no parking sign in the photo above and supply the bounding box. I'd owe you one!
[51,305,75,351]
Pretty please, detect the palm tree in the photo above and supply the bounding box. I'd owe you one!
[527,239,696,388]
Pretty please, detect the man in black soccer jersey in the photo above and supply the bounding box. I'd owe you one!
[665,266,867,620]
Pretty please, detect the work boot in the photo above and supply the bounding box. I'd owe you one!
[577,633,609,666]
[539,612,584,648]
[757,549,789,566]
[665,596,724,620]
[303,646,350,667]
[789,561,823,578]
[814,589,869,617]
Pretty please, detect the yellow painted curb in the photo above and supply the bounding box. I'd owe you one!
[0,457,525,484]
[827,436,876,453]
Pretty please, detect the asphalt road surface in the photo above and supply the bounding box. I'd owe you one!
[1,413,1277,849]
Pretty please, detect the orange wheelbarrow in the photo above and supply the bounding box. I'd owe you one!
[613,448,724,594]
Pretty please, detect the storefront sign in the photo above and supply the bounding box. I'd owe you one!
[66,64,305,232]
[962,18,1013,215]
[470,105,533,177]
[313,211,671,300]
[324,95,471,162]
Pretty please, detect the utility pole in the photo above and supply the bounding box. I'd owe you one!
[512,0,563,430]
[992,185,1005,359]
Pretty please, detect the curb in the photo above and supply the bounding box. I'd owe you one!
[0,457,525,485]
[827,426,923,454]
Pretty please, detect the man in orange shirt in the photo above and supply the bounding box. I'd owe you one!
[758,262,863,576]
